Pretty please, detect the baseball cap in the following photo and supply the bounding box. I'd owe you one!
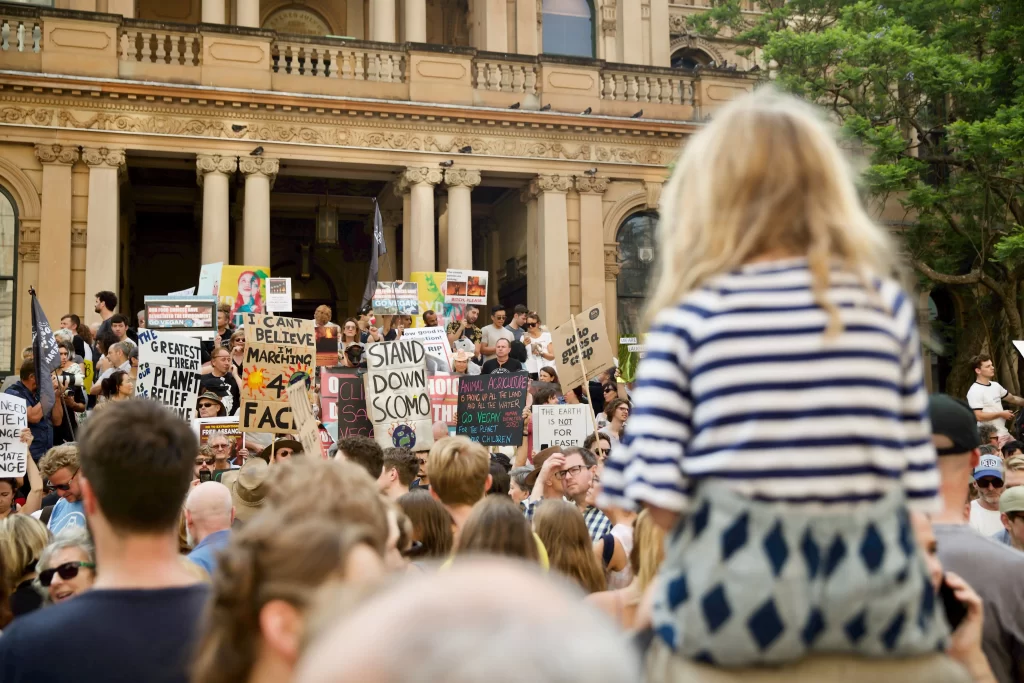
[928,394,981,456]
[999,486,1024,514]
[974,454,1004,483]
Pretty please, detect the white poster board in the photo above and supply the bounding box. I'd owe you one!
[135,328,203,421]
[286,379,321,458]
[168,287,196,297]
[401,326,452,373]
[444,269,488,305]
[533,404,594,452]
[364,340,434,452]
[0,394,28,477]
[266,277,293,314]
[197,262,223,296]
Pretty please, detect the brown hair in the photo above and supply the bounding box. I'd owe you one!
[382,447,420,487]
[39,443,80,480]
[397,489,453,558]
[341,317,360,344]
[604,398,629,420]
[426,436,490,507]
[533,500,606,594]
[217,302,232,316]
[629,510,666,592]
[337,436,384,481]
[971,354,992,371]
[456,496,539,563]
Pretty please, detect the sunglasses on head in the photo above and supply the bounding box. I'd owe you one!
[39,561,95,587]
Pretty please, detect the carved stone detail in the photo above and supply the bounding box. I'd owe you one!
[568,245,581,264]
[20,241,40,263]
[71,226,87,246]
[643,180,662,209]
[195,154,238,185]
[444,168,481,188]
[81,147,125,168]
[238,156,280,182]
[574,176,609,194]
[604,243,621,280]
[34,143,78,165]
[402,167,444,186]
[531,174,573,193]
[381,210,403,227]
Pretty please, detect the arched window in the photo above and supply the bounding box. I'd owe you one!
[671,47,713,70]
[0,187,18,376]
[616,211,657,338]
[542,0,594,58]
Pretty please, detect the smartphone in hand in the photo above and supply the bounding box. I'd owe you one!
[939,575,968,630]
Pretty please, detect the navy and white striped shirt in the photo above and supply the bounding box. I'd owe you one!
[600,260,939,514]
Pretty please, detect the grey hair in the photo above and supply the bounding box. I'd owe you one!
[509,466,534,493]
[112,340,134,358]
[53,328,74,344]
[38,527,95,572]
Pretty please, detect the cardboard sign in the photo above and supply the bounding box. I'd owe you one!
[193,416,245,465]
[240,314,316,433]
[455,371,530,445]
[287,379,320,458]
[551,304,616,391]
[144,296,218,340]
[428,374,460,426]
[401,326,452,373]
[135,329,203,421]
[444,269,488,305]
[320,367,374,440]
[372,281,420,315]
[0,394,28,476]
[364,340,433,451]
[197,262,223,296]
[266,277,292,313]
[410,271,463,328]
[533,404,594,451]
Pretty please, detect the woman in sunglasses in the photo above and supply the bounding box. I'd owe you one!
[35,527,95,605]
[523,313,554,381]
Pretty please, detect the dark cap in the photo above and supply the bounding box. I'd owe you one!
[525,446,562,487]
[928,394,981,456]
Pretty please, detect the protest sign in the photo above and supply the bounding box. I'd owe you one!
[169,287,196,297]
[410,271,463,328]
[618,334,646,383]
[372,281,420,315]
[315,324,341,367]
[444,269,488,305]
[135,329,203,421]
[428,374,460,427]
[319,426,334,459]
[401,326,452,373]
[197,262,223,296]
[266,277,292,313]
[533,404,595,451]
[220,265,270,326]
[320,367,374,439]
[455,371,529,446]
[192,416,245,465]
[144,296,218,340]
[364,340,433,451]
[287,379,321,458]
[240,314,315,433]
[552,304,616,391]
[0,394,28,477]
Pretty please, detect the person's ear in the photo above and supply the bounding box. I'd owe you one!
[429,486,440,502]
[971,448,981,468]
[184,509,193,529]
[1001,513,1011,531]
[230,506,236,524]
[484,473,493,494]
[258,600,303,663]
[80,475,98,517]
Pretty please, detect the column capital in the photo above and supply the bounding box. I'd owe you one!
[196,154,238,185]
[238,156,279,181]
[35,144,78,165]
[604,243,621,280]
[81,147,126,169]
[381,209,403,227]
[402,167,444,186]
[575,176,609,194]
[531,174,573,194]
[444,168,481,188]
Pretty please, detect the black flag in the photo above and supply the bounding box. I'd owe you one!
[360,200,388,309]
[30,289,61,414]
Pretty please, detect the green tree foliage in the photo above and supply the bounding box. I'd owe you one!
[688,0,1024,393]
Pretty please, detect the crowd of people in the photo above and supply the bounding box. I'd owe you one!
[0,88,1021,683]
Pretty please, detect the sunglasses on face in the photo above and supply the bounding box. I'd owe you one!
[49,470,79,491]
[195,457,215,466]
[977,478,1003,489]
[198,402,219,410]
[525,322,537,328]
[39,561,95,587]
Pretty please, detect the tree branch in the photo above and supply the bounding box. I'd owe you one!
[911,260,982,285]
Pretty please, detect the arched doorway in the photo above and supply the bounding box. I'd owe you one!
[0,187,17,375]
[671,47,713,69]
[542,0,595,58]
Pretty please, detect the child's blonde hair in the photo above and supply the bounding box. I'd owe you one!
[649,88,898,335]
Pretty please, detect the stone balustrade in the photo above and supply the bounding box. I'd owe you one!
[119,20,201,67]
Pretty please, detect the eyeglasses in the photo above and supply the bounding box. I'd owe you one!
[210,443,231,450]
[49,470,79,492]
[195,457,215,466]
[39,561,95,587]
[977,478,1003,489]
[556,465,584,480]
[525,322,537,328]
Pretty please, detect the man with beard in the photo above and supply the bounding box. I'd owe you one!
[446,304,482,358]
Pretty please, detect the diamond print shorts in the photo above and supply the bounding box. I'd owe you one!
[652,485,950,667]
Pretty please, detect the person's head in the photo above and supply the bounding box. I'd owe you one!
[649,89,899,336]
[195,446,215,480]
[197,391,227,418]
[0,515,49,589]
[602,383,618,404]
[511,304,528,327]
[94,290,117,315]
[107,340,131,367]
[456,496,539,563]
[452,350,471,374]
[630,510,666,592]
[208,434,233,465]
[217,302,232,330]
[583,432,612,461]
[508,466,533,505]
[18,358,36,392]
[488,461,511,496]
[538,366,558,384]
[974,453,1005,506]
[57,342,72,368]
[426,437,491,508]
[36,527,95,605]
[109,313,129,339]
[337,436,384,480]
[555,447,598,504]
[39,444,83,503]
[1004,455,1024,489]
[193,513,385,683]
[342,318,359,342]
[0,478,15,515]
[78,400,198,537]
[60,313,81,333]
[54,328,73,347]
[184,481,234,546]
[971,354,996,382]
[356,305,373,327]
[137,309,146,328]
[909,512,943,594]
[378,447,420,496]
[229,329,246,354]
[1002,440,1024,460]
[464,304,479,324]
[978,424,998,448]
[929,394,982,514]
[397,489,454,559]
[532,499,605,593]
[423,310,438,327]
[524,312,541,334]
[490,305,506,327]
[101,369,133,399]
[998,486,1024,551]
[604,398,630,424]
[210,346,232,376]
[495,338,511,362]
[314,305,333,326]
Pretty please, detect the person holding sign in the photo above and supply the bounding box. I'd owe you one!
[523,313,554,380]
[0,431,40,520]
[5,360,63,463]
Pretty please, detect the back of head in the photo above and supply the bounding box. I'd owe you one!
[650,88,895,330]
[18,358,33,382]
[487,461,510,496]
[533,500,605,594]
[397,489,453,558]
[426,436,490,507]
[630,510,666,592]
[79,399,197,533]
[456,496,537,563]
[0,515,50,589]
[382,447,419,487]
[337,436,384,480]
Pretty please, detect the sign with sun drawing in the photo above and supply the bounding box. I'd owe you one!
[239,314,316,433]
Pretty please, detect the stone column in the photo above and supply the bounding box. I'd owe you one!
[404,0,427,42]
[521,184,540,314]
[616,0,643,64]
[381,210,402,279]
[604,244,620,338]
[106,0,135,17]
[239,157,278,267]
[35,144,77,322]
[202,0,226,24]
[196,154,237,265]
[400,168,443,274]
[82,147,125,325]
[444,169,480,271]
[236,0,260,27]
[574,176,608,310]
[471,0,507,51]
[531,174,572,325]
[437,196,449,272]
[649,0,670,66]
[515,0,539,54]
[394,183,413,279]
[371,0,397,43]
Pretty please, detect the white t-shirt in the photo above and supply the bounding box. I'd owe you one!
[524,332,553,375]
[967,381,1010,436]
[969,499,1005,537]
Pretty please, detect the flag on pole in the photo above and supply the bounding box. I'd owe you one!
[30,289,61,414]
[361,200,388,309]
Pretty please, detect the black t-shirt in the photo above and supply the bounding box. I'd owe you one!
[481,358,524,375]
[0,584,209,683]
[200,373,240,416]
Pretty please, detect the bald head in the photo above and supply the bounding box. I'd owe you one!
[432,421,448,442]
[185,481,234,539]
[296,559,639,683]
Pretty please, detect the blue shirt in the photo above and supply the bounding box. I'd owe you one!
[991,528,1016,548]
[5,381,51,461]
[48,498,86,534]
[186,529,231,576]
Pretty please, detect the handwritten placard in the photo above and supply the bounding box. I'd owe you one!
[135,329,203,421]
[401,326,452,373]
[320,367,374,439]
[533,404,593,452]
[287,379,320,458]
[240,314,316,433]
[428,374,460,427]
[455,371,529,446]
[551,304,616,391]
[0,394,28,476]
[364,340,433,451]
